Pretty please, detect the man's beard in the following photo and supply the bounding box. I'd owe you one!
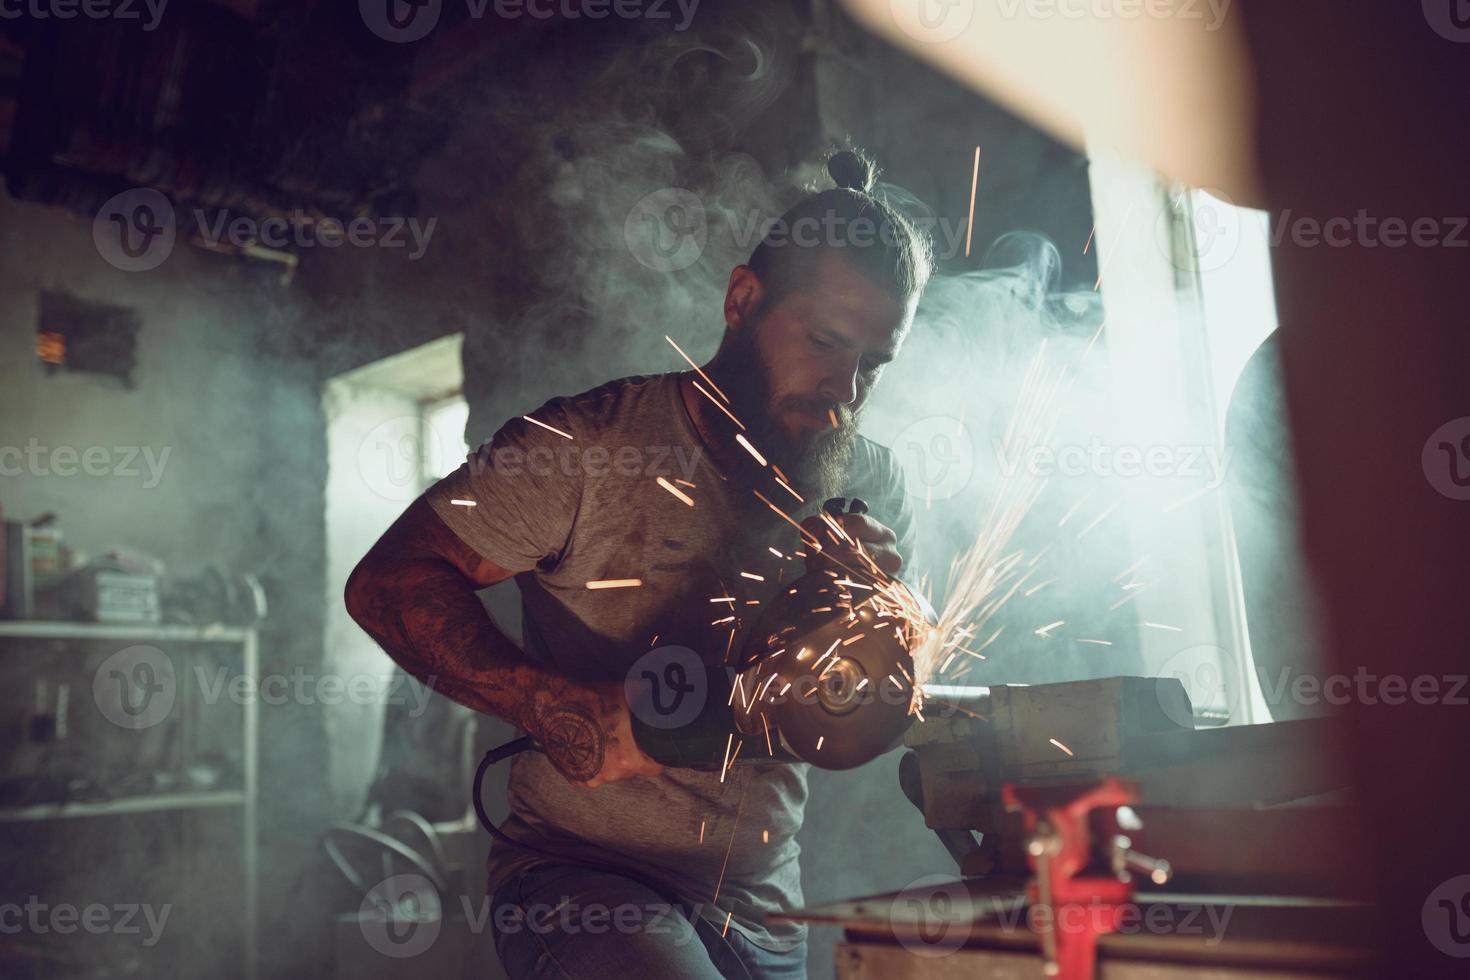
[710,326,860,503]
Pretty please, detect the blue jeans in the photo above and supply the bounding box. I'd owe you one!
[488,862,807,980]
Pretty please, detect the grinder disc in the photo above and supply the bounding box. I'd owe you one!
[738,572,929,770]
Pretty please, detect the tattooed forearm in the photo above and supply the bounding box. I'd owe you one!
[344,498,581,742]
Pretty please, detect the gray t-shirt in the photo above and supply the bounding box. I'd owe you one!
[425,372,914,950]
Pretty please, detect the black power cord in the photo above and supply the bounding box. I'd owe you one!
[473,738,759,980]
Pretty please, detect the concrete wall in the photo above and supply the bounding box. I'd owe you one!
[0,186,338,979]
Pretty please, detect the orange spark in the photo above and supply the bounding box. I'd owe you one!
[1024,578,1055,598]
[666,335,731,404]
[693,379,746,431]
[1049,737,1075,757]
[736,433,767,467]
[657,476,695,507]
[1139,622,1183,632]
[773,474,804,503]
[585,579,642,590]
[522,415,573,440]
[450,498,477,507]
[964,146,981,258]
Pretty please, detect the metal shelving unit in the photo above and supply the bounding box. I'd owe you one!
[0,620,258,980]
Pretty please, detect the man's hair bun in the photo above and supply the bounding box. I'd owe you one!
[827,149,877,194]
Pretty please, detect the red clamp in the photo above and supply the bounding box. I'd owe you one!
[1002,777,1167,979]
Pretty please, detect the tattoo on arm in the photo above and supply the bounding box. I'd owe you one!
[346,498,577,743]
[532,704,606,781]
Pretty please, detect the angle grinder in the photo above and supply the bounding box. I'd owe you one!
[627,497,934,772]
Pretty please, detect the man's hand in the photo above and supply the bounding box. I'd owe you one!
[530,680,665,788]
[800,508,904,579]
